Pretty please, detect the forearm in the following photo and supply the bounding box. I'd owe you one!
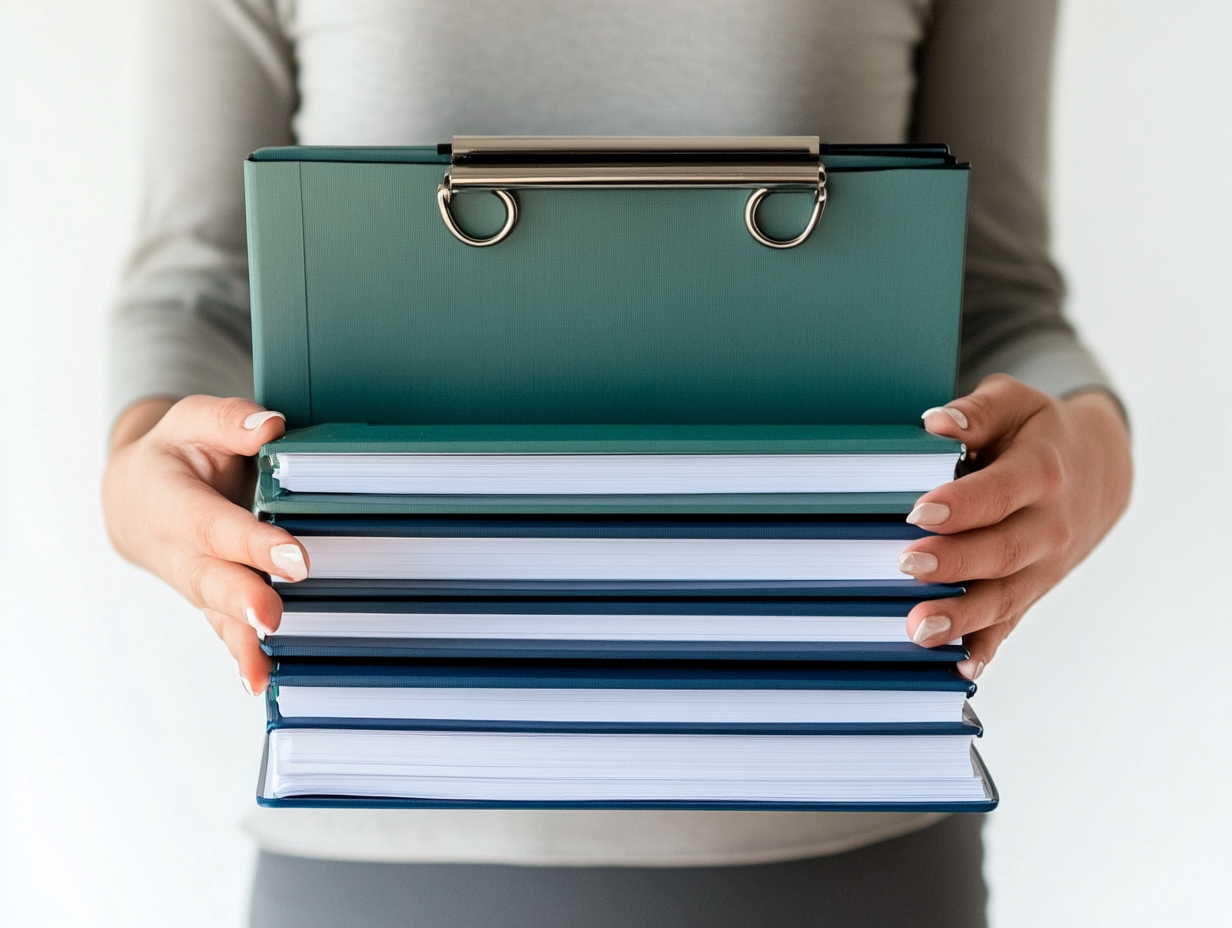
[108,276,257,429]
[108,0,295,431]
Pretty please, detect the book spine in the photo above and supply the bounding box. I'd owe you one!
[266,717,981,737]
[260,640,968,663]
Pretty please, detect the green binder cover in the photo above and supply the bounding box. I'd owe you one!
[245,144,968,430]
[255,423,961,515]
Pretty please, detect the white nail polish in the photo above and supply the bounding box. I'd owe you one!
[906,502,952,527]
[898,551,939,575]
[239,672,257,697]
[270,544,308,581]
[245,606,273,640]
[921,406,969,430]
[912,615,952,644]
[959,659,985,681]
[243,410,286,430]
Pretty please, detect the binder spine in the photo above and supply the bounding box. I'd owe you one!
[244,160,312,427]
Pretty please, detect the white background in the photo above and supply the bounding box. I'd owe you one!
[1,2,1229,925]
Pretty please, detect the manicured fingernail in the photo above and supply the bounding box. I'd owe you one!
[921,406,968,430]
[243,410,285,430]
[912,615,952,644]
[270,544,307,581]
[906,502,951,526]
[245,606,274,640]
[898,551,939,575]
[958,659,985,681]
[239,671,262,697]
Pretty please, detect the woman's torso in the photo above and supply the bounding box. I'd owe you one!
[246,0,945,866]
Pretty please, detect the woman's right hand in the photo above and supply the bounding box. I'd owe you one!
[102,395,309,695]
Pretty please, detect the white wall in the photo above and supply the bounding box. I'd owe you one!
[0,4,261,927]
[977,2,1232,924]
[0,2,1228,926]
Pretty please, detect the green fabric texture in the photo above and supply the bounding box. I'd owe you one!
[261,423,962,455]
[244,162,311,421]
[254,423,960,514]
[254,479,927,516]
[245,147,968,429]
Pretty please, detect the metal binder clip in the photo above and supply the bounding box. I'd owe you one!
[437,136,827,249]
[436,183,518,248]
[743,168,827,250]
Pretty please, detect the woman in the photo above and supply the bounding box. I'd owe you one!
[102,1,1132,925]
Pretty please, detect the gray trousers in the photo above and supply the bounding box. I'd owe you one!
[248,814,986,928]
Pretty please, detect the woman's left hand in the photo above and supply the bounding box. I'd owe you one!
[897,374,1132,680]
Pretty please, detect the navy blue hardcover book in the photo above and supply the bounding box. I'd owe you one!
[257,660,996,812]
[274,578,965,599]
[262,598,967,662]
[254,741,999,813]
[268,516,933,583]
[265,660,981,736]
[268,514,934,539]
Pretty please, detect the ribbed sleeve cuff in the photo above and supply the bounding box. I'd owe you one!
[958,329,1112,396]
[957,329,1128,427]
[106,272,255,429]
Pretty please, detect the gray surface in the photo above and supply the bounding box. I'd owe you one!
[249,814,987,928]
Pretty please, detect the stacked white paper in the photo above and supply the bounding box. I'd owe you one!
[275,452,958,495]
[274,686,969,725]
[265,730,989,803]
[293,536,910,581]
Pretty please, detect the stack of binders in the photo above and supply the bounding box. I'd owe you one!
[243,138,999,811]
[253,425,996,810]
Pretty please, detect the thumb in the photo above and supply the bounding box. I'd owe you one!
[152,395,287,458]
[921,373,1052,453]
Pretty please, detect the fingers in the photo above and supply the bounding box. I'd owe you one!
[955,624,1015,683]
[920,374,1053,450]
[103,393,294,698]
[906,419,1068,535]
[152,395,287,458]
[899,376,1128,680]
[911,376,1064,535]
[175,559,285,691]
[175,555,285,632]
[906,567,1050,677]
[133,397,309,579]
[898,505,1068,583]
[151,474,310,579]
[203,609,275,695]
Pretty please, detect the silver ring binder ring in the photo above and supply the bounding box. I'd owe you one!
[744,186,826,249]
[438,139,827,248]
[436,183,518,247]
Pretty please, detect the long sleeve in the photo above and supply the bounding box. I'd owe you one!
[912,0,1117,399]
[106,0,296,427]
